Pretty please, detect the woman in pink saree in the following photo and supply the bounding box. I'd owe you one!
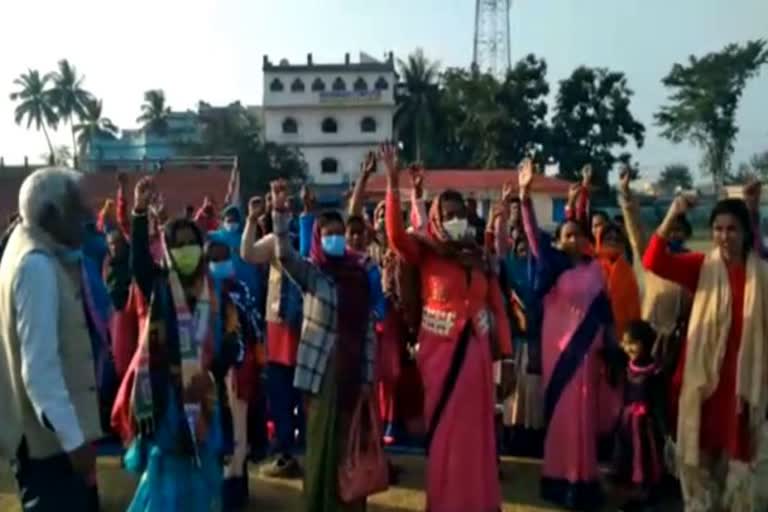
[518,161,619,510]
[382,144,512,512]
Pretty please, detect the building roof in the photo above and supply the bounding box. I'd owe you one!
[365,169,571,196]
[263,53,395,73]
[0,167,230,225]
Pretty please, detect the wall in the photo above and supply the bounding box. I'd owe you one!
[263,70,396,108]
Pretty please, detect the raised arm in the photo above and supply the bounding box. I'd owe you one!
[642,197,704,293]
[240,196,275,265]
[381,143,422,264]
[407,164,428,232]
[299,185,317,258]
[271,180,323,293]
[518,160,541,258]
[223,157,241,210]
[116,172,130,237]
[348,152,376,217]
[130,178,160,300]
[617,167,648,260]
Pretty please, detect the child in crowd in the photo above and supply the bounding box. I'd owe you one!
[613,320,667,512]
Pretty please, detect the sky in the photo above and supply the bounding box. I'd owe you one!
[1,0,766,183]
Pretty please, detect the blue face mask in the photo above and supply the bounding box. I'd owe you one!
[321,235,346,257]
[223,221,240,233]
[209,260,235,280]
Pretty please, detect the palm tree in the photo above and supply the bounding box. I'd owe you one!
[395,49,441,162]
[50,59,92,165]
[73,98,119,160]
[9,69,59,159]
[137,89,171,135]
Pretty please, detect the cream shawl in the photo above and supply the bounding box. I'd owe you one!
[678,249,768,467]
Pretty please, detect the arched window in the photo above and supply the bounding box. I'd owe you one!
[269,78,284,92]
[290,78,305,92]
[311,78,326,92]
[332,77,346,92]
[321,158,339,174]
[360,117,377,133]
[353,77,368,92]
[282,117,298,134]
[374,77,389,90]
[321,117,338,134]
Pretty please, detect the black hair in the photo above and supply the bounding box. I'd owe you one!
[441,189,465,206]
[600,223,623,241]
[346,214,366,230]
[317,210,345,230]
[222,206,242,223]
[625,320,657,356]
[591,210,609,222]
[204,238,231,259]
[164,218,204,248]
[613,214,625,225]
[709,198,754,254]
[672,213,693,238]
[509,197,521,206]
[554,219,584,240]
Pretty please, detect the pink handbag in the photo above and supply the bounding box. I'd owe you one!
[338,395,389,503]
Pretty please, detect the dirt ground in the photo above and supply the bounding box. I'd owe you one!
[0,454,670,512]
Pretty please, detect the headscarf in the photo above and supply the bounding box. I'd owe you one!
[413,192,487,271]
[310,216,370,410]
[595,225,641,339]
[97,199,116,233]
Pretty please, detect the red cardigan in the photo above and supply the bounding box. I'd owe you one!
[643,233,751,461]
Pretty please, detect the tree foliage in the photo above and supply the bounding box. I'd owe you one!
[657,163,693,192]
[73,98,118,158]
[394,49,441,163]
[549,66,645,188]
[394,52,644,188]
[9,69,59,157]
[50,59,93,162]
[137,89,171,135]
[184,101,306,196]
[655,40,768,191]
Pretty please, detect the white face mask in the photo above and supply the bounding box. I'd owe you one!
[442,218,469,241]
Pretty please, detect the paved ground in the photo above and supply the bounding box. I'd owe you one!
[0,454,681,511]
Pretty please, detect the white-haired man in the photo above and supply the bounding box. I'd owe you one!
[0,167,104,511]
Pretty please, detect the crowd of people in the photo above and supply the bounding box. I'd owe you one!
[0,143,767,512]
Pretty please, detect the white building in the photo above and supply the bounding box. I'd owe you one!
[262,52,396,193]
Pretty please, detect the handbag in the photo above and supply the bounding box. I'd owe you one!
[338,395,389,503]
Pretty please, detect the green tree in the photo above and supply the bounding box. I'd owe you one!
[41,145,72,167]
[655,40,768,193]
[9,69,59,159]
[73,98,118,160]
[185,101,306,196]
[750,150,768,179]
[395,49,441,163]
[137,89,171,135]
[50,59,92,165]
[549,66,645,188]
[656,163,693,192]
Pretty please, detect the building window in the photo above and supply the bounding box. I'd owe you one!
[321,117,338,133]
[290,78,305,92]
[311,78,326,92]
[374,77,389,90]
[353,77,368,92]
[332,77,346,92]
[282,117,298,134]
[321,158,338,174]
[269,78,284,92]
[360,117,377,133]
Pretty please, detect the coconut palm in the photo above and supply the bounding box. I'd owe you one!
[50,59,92,165]
[9,69,59,159]
[73,98,119,159]
[395,49,441,162]
[137,89,171,135]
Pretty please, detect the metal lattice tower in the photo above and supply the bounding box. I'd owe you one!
[472,0,512,78]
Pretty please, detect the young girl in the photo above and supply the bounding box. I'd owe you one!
[613,320,667,512]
